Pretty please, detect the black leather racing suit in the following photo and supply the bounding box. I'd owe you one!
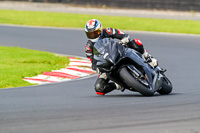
[85,28,145,95]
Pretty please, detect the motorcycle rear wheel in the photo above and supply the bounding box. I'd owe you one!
[119,67,155,96]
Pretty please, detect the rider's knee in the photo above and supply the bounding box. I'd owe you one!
[94,78,107,93]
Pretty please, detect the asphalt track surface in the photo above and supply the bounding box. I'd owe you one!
[0,25,200,133]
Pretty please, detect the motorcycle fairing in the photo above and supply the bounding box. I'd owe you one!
[93,38,161,91]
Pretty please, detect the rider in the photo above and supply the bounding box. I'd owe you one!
[84,19,157,95]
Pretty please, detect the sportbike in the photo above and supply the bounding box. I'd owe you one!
[94,38,172,96]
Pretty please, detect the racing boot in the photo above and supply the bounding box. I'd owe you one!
[115,83,125,92]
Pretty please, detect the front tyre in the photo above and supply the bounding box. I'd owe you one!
[157,76,172,95]
[119,67,155,96]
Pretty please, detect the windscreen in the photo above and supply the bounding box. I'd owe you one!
[93,38,112,56]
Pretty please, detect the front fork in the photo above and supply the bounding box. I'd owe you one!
[153,66,166,91]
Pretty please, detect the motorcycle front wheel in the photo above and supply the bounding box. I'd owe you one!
[157,76,172,95]
[119,67,155,96]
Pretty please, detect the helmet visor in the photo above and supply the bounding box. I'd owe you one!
[85,28,102,39]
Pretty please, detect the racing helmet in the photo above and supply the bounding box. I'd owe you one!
[85,19,103,42]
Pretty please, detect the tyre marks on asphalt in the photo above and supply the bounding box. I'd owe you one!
[23,56,96,84]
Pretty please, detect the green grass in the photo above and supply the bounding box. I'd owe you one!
[0,9,200,34]
[0,46,69,88]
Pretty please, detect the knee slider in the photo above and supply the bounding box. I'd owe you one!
[94,78,107,92]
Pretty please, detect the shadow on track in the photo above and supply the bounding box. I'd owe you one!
[92,92,180,98]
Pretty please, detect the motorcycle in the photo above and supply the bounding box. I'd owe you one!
[93,38,172,96]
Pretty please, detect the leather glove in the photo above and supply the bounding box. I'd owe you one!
[148,57,158,68]
[143,50,158,68]
[121,36,130,45]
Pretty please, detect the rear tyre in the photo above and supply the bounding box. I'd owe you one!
[119,67,155,96]
[157,77,172,95]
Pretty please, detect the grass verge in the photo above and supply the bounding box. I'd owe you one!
[0,9,200,34]
[0,46,69,88]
